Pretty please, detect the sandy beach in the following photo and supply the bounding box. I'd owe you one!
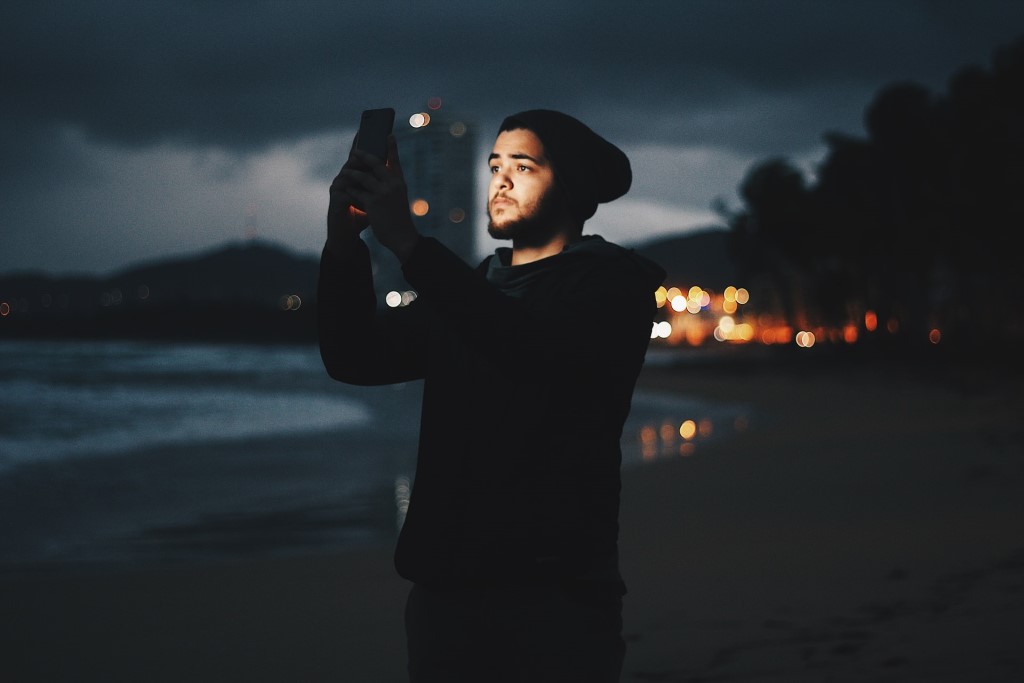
[3,348,1022,682]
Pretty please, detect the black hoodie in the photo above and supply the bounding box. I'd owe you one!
[318,234,666,593]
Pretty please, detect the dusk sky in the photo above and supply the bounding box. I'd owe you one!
[3,1,1022,275]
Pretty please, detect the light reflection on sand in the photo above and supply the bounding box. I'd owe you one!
[624,389,750,466]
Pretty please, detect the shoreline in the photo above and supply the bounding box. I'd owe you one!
[3,352,1022,681]
[0,341,735,576]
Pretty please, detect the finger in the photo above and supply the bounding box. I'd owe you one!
[345,149,374,172]
[335,134,360,175]
[339,166,383,192]
[350,147,385,167]
[329,185,356,204]
[346,178,374,204]
[385,135,402,174]
[329,176,350,196]
[350,148,391,181]
[330,169,361,195]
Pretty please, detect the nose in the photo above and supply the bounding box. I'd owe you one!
[491,169,512,191]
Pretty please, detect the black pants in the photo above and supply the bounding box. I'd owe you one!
[404,581,626,683]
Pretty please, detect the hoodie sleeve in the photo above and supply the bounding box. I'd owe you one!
[316,239,428,386]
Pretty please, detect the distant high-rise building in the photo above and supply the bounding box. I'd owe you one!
[364,101,478,303]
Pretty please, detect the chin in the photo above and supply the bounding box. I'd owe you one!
[487,214,517,240]
[487,224,515,241]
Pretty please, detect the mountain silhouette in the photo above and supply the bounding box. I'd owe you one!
[1,231,738,343]
[632,227,737,290]
[110,240,319,307]
[0,240,321,343]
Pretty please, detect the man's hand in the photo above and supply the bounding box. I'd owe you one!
[327,136,371,253]
[334,135,420,263]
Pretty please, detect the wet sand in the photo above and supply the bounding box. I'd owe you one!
[2,349,1022,682]
[620,350,1024,681]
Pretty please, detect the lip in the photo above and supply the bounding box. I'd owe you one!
[491,196,514,208]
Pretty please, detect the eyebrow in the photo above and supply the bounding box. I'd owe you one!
[488,152,543,164]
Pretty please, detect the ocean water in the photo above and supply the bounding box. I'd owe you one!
[0,340,745,572]
[0,341,378,467]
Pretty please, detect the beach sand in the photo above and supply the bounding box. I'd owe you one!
[2,350,1022,682]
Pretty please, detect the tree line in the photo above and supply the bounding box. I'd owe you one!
[725,35,1023,354]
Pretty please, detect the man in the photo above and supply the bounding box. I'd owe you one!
[318,109,665,681]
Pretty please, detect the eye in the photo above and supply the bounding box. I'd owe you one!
[517,164,531,172]
[489,165,500,174]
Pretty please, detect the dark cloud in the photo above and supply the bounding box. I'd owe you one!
[2,1,1022,274]
[3,1,1022,158]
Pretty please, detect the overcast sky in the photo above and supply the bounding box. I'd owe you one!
[2,1,1022,275]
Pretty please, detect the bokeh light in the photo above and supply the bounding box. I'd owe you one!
[279,294,302,311]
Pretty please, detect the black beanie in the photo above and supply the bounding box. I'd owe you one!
[498,109,631,225]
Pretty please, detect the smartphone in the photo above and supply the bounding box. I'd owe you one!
[355,107,395,162]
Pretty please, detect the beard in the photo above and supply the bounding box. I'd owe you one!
[486,184,566,245]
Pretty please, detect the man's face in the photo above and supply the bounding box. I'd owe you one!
[486,128,563,241]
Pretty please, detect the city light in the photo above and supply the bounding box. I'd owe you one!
[279,294,302,311]
[647,276,887,350]
[99,289,123,307]
[634,403,752,465]
[411,199,430,216]
[795,330,816,348]
[386,290,418,308]
[651,321,671,339]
